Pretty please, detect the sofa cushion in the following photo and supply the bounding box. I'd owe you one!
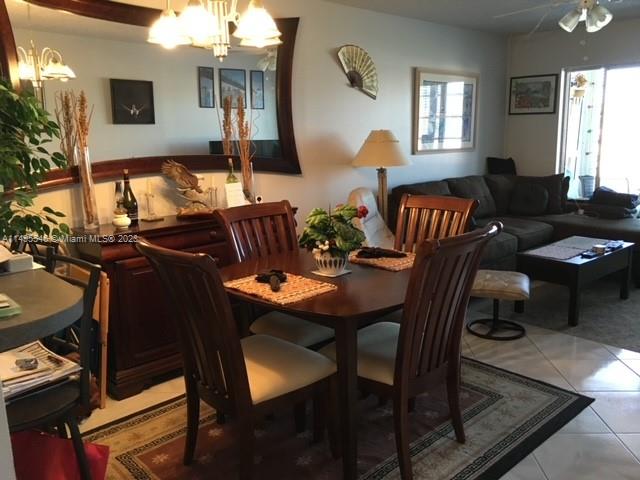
[516,174,566,214]
[479,231,518,267]
[445,175,496,218]
[509,182,549,216]
[477,217,554,251]
[484,174,517,215]
[388,181,452,230]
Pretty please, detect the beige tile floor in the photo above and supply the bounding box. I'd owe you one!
[80,323,640,480]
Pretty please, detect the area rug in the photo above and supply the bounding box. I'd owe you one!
[83,358,592,480]
[470,276,640,352]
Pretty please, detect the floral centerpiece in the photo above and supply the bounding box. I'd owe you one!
[299,204,368,275]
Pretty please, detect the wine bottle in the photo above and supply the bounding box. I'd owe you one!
[114,181,124,211]
[226,158,239,183]
[122,169,138,224]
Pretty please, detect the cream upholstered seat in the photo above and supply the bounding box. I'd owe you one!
[243,335,337,404]
[250,312,334,348]
[320,322,399,386]
[471,270,530,301]
[348,187,395,249]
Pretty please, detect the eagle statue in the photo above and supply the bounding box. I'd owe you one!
[161,159,213,217]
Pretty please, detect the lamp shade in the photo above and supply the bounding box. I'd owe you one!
[559,8,582,32]
[352,130,409,168]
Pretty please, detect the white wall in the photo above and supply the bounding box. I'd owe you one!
[505,17,640,176]
[28,0,508,228]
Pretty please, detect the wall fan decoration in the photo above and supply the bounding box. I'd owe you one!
[337,45,378,100]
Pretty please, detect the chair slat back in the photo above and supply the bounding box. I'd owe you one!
[215,201,298,263]
[396,222,501,391]
[136,238,252,416]
[394,194,479,252]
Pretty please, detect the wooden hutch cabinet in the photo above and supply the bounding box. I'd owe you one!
[76,216,230,399]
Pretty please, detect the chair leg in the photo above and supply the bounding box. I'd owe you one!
[446,374,466,444]
[57,421,68,439]
[312,393,324,443]
[392,396,413,480]
[238,425,255,480]
[67,415,92,480]
[408,397,416,413]
[294,401,306,434]
[183,390,200,465]
[327,376,341,459]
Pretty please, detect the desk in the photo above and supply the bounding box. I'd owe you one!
[220,250,410,479]
[0,269,84,480]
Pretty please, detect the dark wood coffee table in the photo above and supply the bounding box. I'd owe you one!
[517,237,634,326]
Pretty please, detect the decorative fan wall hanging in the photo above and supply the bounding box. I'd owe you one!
[337,45,378,100]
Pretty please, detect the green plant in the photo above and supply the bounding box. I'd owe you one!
[0,80,70,239]
[299,204,368,256]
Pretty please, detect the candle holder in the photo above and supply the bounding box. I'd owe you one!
[206,186,218,209]
[141,192,163,222]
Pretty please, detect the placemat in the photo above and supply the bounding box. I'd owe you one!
[224,273,337,306]
[524,245,583,260]
[349,251,416,272]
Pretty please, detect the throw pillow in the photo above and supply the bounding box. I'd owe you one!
[509,182,549,216]
[484,174,517,216]
[445,175,497,218]
[487,156,517,175]
[516,174,565,214]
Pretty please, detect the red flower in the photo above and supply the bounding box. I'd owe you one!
[357,205,369,219]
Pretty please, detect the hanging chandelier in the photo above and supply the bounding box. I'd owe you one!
[559,0,613,33]
[148,0,282,60]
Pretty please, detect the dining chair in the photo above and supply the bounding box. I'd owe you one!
[215,201,334,348]
[7,250,101,480]
[321,222,501,480]
[348,187,395,249]
[394,194,479,252]
[136,238,337,478]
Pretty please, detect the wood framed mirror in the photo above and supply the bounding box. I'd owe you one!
[0,0,300,190]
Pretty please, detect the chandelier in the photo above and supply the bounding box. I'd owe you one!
[559,0,613,33]
[148,0,282,60]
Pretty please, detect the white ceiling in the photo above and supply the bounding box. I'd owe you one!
[323,0,640,34]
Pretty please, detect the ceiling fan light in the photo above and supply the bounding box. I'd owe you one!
[233,0,281,43]
[148,9,191,49]
[179,0,219,46]
[559,8,581,32]
[591,4,613,27]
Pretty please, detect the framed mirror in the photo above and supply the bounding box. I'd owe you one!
[413,68,478,154]
[0,0,300,190]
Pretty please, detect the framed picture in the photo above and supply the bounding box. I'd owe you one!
[413,68,478,154]
[250,70,264,109]
[219,68,246,108]
[110,79,155,124]
[198,66,215,108]
[509,74,559,115]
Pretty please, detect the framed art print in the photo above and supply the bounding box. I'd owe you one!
[509,74,559,115]
[250,70,264,109]
[198,66,215,108]
[110,79,155,124]
[219,68,246,108]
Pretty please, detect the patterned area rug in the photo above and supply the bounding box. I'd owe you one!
[84,359,592,480]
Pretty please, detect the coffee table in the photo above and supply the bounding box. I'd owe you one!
[516,236,634,326]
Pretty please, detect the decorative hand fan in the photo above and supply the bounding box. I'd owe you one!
[337,45,378,100]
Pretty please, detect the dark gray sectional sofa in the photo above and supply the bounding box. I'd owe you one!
[389,174,640,284]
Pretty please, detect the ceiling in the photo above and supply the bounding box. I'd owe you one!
[323,0,640,34]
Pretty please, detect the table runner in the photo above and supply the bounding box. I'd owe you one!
[224,273,337,305]
[349,251,415,272]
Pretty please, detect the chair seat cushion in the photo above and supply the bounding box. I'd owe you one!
[471,270,530,301]
[320,322,400,386]
[250,312,334,347]
[242,335,337,405]
[7,381,80,431]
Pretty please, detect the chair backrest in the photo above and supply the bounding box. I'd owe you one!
[136,237,253,417]
[394,194,479,252]
[215,200,298,263]
[45,249,101,410]
[11,238,60,266]
[347,187,395,249]
[395,222,501,393]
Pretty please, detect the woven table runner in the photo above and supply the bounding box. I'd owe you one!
[224,273,337,306]
[349,251,416,272]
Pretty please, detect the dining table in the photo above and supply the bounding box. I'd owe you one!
[0,268,84,480]
[219,249,412,479]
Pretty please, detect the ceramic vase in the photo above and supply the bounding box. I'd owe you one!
[314,251,348,276]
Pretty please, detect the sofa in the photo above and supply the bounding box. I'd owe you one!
[389,173,640,285]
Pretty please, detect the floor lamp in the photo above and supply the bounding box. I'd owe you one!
[352,130,409,223]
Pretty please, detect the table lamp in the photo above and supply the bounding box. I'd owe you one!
[352,130,409,223]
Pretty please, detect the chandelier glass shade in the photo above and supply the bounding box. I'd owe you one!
[148,7,191,48]
[558,0,613,33]
[17,42,76,83]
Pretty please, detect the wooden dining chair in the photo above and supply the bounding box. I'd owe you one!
[394,194,479,252]
[321,222,502,480]
[136,237,337,479]
[215,201,334,348]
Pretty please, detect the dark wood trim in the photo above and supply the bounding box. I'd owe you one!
[0,1,301,186]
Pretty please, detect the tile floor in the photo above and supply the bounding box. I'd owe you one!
[80,321,640,480]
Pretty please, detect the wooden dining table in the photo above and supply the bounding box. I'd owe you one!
[219,249,412,479]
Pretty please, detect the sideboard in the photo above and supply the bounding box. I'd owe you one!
[76,216,230,399]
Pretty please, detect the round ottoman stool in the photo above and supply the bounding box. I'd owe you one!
[467,270,530,341]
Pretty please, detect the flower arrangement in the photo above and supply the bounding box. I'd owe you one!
[299,204,368,257]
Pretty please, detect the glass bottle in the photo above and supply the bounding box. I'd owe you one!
[226,158,239,183]
[122,169,139,224]
[114,181,124,211]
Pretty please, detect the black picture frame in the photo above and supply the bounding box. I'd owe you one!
[110,79,155,124]
[509,74,559,115]
[250,70,264,109]
[198,66,215,108]
[219,68,246,108]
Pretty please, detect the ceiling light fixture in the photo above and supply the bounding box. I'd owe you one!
[147,0,282,61]
[559,0,613,33]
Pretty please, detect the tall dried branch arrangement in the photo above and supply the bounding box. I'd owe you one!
[72,91,96,225]
[54,91,76,166]
[236,95,254,202]
[222,96,233,156]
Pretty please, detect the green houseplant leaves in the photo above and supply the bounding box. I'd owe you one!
[299,204,367,256]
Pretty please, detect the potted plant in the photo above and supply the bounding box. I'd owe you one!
[0,80,70,240]
[299,204,368,276]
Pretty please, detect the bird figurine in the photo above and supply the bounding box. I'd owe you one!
[161,160,203,193]
[161,160,214,218]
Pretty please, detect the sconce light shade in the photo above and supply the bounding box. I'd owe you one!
[559,9,582,32]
